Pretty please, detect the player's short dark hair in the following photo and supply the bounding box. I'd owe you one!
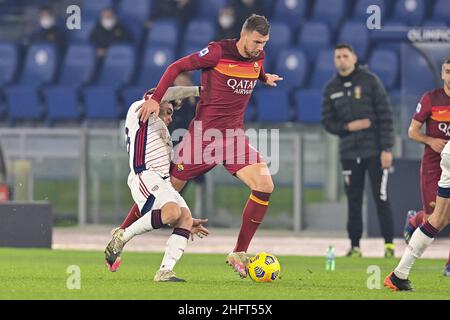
[143,88,181,110]
[443,58,450,66]
[335,43,355,53]
[242,14,270,36]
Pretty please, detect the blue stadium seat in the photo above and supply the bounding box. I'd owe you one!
[338,21,369,60]
[244,103,255,122]
[297,21,331,63]
[295,89,322,124]
[274,49,307,90]
[309,49,335,90]
[4,86,42,122]
[138,46,174,87]
[0,42,18,87]
[264,22,292,69]
[83,86,121,120]
[97,44,135,89]
[272,0,307,30]
[118,0,152,25]
[121,19,143,48]
[121,86,147,110]
[147,19,180,49]
[311,0,346,31]
[197,0,225,21]
[422,19,448,27]
[182,20,215,51]
[82,0,113,19]
[43,86,81,123]
[59,44,95,86]
[368,49,398,90]
[353,0,387,21]
[255,88,291,122]
[392,0,425,25]
[19,43,57,87]
[432,0,450,21]
[66,19,96,43]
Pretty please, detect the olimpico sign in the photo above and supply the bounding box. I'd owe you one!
[407,28,450,42]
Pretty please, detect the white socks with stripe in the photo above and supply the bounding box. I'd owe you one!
[159,228,190,271]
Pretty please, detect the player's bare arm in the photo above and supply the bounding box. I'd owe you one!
[408,118,447,153]
[264,73,283,87]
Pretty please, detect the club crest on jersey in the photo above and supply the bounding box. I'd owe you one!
[354,86,362,99]
[253,61,259,73]
[198,47,209,57]
[151,185,159,192]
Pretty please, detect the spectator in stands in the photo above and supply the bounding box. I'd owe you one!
[89,7,132,58]
[231,0,267,27]
[214,6,240,40]
[29,6,64,45]
[146,0,197,29]
[321,43,395,258]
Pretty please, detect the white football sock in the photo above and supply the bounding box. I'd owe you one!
[123,213,154,242]
[160,234,188,271]
[394,227,434,279]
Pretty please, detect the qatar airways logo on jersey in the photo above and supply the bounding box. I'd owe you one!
[438,123,450,137]
[227,79,258,95]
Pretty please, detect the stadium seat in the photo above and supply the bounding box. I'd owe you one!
[120,19,143,48]
[310,0,346,31]
[431,0,450,21]
[274,49,307,90]
[43,86,81,123]
[121,86,147,110]
[338,21,369,60]
[391,0,425,26]
[138,46,175,87]
[82,0,113,19]
[83,86,121,120]
[309,49,335,90]
[368,49,398,90]
[146,19,180,49]
[97,44,135,89]
[255,88,291,122]
[182,19,215,52]
[117,0,152,25]
[297,21,331,63]
[66,19,96,43]
[272,0,308,31]
[0,42,18,87]
[19,43,57,86]
[197,0,225,21]
[422,19,448,27]
[4,86,42,122]
[244,102,255,122]
[295,89,322,124]
[59,44,95,86]
[353,0,387,21]
[264,22,292,69]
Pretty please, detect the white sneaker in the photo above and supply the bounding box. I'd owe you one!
[153,269,186,282]
[104,227,126,272]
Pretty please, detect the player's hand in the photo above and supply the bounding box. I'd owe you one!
[264,73,283,87]
[136,98,160,122]
[190,218,209,241]
[380,150,393,169]
[346,119,371,132]
[427,137,447,153]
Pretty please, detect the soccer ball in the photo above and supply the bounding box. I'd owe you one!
[247,252,281,282]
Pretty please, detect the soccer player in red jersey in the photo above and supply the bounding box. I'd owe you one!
[136,14,283,278]
[399,58,450,284]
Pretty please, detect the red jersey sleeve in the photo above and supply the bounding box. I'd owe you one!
[152,42,222,103]
[413,92,432,123]
[259,64,268,83]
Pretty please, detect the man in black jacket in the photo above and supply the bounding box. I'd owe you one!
[321,44,395,258]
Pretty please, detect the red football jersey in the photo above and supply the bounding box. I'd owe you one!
[413,88,450,166]
[152,39,267,133]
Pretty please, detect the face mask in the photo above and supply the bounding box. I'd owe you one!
[40,17,55,29]
[101,18,116,30]
[219,15,234,29]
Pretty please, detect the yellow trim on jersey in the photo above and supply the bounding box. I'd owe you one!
[249,193,269,206]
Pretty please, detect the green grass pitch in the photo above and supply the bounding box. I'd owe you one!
[0,248,448,300]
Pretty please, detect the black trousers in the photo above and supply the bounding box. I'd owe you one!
[341,156,394,247]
